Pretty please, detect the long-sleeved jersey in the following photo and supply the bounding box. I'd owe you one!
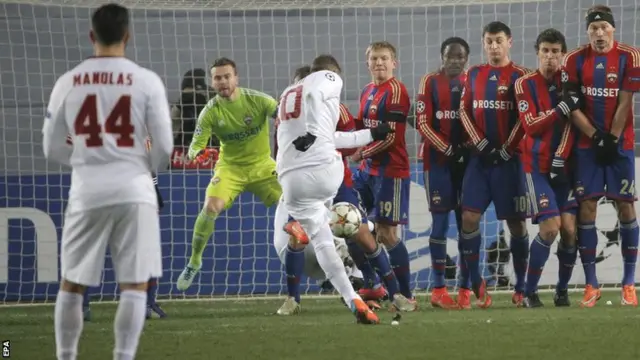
[515,70,574,173]
[415,69,466,170]
[356,77,411,178]
[42,57,173,213]
[562,41,640,150]
[460,62,529,153]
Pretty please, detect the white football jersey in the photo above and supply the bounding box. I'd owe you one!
[42,57,173,212]
[276,70,343,176]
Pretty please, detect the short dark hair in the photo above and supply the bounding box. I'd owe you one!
[534,28,567,53]
[440,37,470,57]
[293,65,311,80]
[482,21,512,38]
[311,55,341,74]
[91,4,129,46]
[210,57,237,72]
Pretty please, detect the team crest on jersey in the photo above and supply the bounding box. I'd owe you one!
[416,100,426,114]
[244,116,253,126]
[369,105,377,115]
[211,177,221,185]
[497,81,509,95]
[539,194,549,209]
[431,190,441,205]
[518,100,529,113]
[575,182,585,197]
[607,66,618,83]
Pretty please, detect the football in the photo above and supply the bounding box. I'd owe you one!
[329,202,362,238]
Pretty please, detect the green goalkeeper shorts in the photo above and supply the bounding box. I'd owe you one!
[206,159,281,209]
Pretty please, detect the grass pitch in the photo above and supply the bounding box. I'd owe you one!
[2,292,640,360]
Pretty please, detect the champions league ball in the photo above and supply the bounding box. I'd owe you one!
[329,202,362,238]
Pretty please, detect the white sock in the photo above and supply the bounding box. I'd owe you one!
[113,290,147,360]
[54,290,84,360]
[312,224,360,305]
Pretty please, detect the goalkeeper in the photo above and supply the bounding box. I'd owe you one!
[177,57,282,290]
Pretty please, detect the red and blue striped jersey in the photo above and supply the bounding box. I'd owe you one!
[356,77,411,178]
[415,70,466,170]
[515,70,574,173]
[460,62,529,152]
[337,104,356,187]
[562,42,640,150]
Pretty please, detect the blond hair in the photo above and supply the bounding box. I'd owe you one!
[365,41,397,59]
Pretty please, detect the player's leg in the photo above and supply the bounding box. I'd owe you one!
[177,166,244,290]
[424,166,459,309]
[574,148,605,307]
[605,150,638,306]
[451,161,472,307]
[82,288,91,321]
[492,160,530,306]
[110,203,162,359]
[555,189,578,307]
[55,209,110,360]
[521,172,562,307]
[273,197,304,315]
[372,176,414,304]
[459,156,493,308]
[281,162,378,324]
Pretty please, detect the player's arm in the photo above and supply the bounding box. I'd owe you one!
[562,49,597,137]
[554,121,575,160]
[42,76,72,166]
[359,81,409,159]
[610,45,640,138]
[515,76,565,136]
[334,104,365,155]
[415,74,452,154]
[145,73,174,171]
[188,103,215,160]
[459,71,489,152]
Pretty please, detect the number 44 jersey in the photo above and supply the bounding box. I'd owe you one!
[42,57,174,213]
[276,70,343,177]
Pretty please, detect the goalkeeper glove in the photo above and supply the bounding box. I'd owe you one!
[481,146,512,167]
[293,132,317,152]
[370,123,395,141]
[549,157,568,187]
[193,148,218,164]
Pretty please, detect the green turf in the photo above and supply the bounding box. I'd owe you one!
[2,292,640,360]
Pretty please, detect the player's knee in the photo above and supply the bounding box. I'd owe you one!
[616,201,636,222]
[288,236,306,251]
[538,217,561,242]
[461,210,481,232]
[559,217,577,247]
[506,220,527,237]
[119,282,148,292]
[60,279,86,294]
[578,200,597,223]
[376,223,397,247]
[204,196,225,215]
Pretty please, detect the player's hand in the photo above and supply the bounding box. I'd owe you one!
[549,157,568,186]
[474,138,492,155]
[557,91,581,116]
[444,145,466,165]
[481,146,512,167]
[370,123,394,141]
[591,130,617,165]
[293,132,317,152]
[194,148,216,164]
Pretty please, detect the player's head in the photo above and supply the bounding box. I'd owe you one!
[366,41,397,83]
[210,57,238,98]
[90,4,130,52]
[293,65,312,82]
[482,21,512,66]
[311,55,342,74]
[585,5,615,53]
[534,29,566,74]
[440,37,469,77]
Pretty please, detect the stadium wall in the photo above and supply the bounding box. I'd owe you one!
[1,162,638,302]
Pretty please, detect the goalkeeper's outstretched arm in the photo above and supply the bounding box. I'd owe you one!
[188,104,215,160]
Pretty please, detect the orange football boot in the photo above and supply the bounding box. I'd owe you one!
[621,285,638,306]
[579,284,601,308]
[351,298,380,324]
[283,220,309,245]
[457,288,472,309]
[431,287,460,309]
[512,292,524,307]
[472,280,492,309]
[358,286,387,301]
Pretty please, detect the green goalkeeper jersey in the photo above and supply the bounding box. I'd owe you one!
[189,88,278,166]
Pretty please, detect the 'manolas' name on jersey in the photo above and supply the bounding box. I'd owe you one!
[42,57,173,213]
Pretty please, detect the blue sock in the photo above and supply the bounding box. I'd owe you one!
[430,212,449,289]
[577,221,599,287]
[461,228,482,287]
[510,233,530,293]
[387,241,412,298]
[347,241,379,289]
[147,278,158,305]
[525,235,551,295]
[457,239,471,289]
[619,219,639,286]
[83,288,90,308]
[285,245,305,303]
[366,244,400,298]
[556,241,577,290]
